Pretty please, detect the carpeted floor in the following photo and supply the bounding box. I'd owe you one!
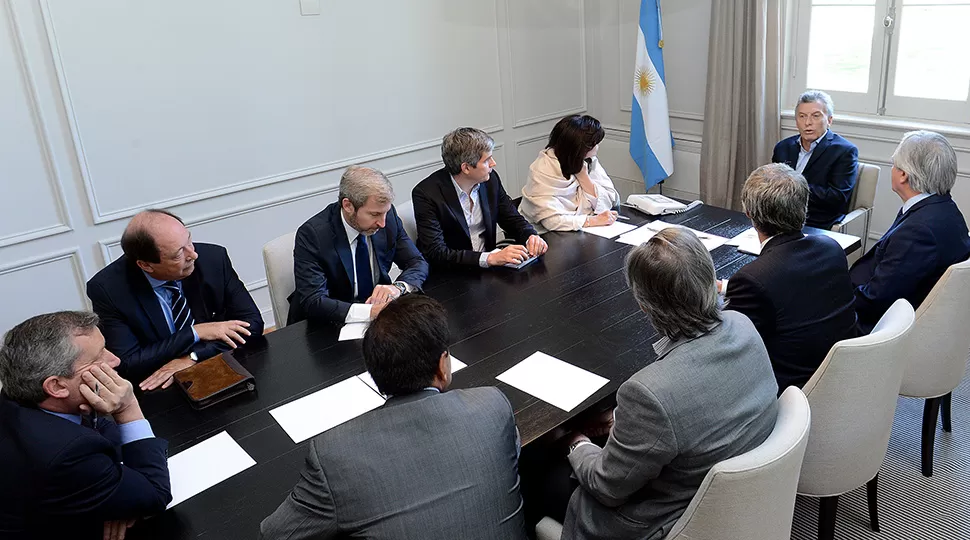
[790,363,970,540]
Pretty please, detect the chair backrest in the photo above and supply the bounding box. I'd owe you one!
[900,258,970,398]
[850,163,880,211]
[798,299,915,497]
[663,387,812,540]
[262,231,297,329]
[397,199,418,241]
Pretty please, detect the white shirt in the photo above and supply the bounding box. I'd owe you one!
[451,176,491,268]
[341,211,380,323]
[901,192,933,215]
[795,131,826,174]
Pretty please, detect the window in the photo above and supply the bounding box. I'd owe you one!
[789,0,970,124]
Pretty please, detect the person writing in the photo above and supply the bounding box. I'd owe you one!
[519,115,620,232]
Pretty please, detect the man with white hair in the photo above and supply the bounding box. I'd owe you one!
[289,165,429,325]
[850,130,970,332]
[772,89,859,229]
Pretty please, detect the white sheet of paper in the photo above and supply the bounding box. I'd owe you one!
[731,229,857,256]
[496,352,609,412]
[615,220,675,246]
[338,321,369,341]
[727,227,758,247]
[582,221,637,239]
[166,431,256,509]
[617,221,727,251]
[357,356,467,396]
[270,376,386,443]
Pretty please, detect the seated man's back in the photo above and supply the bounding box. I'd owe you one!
[725,164,860,391]
[728,233,859,390]
[262,294,527,540]
[262,387,525,539]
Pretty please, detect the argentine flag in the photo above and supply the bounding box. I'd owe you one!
[629,0,673,191]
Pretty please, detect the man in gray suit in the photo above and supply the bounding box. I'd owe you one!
[260,294,528,540]
[562,228,779,540]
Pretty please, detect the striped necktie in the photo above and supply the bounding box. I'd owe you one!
[162,281,194,333]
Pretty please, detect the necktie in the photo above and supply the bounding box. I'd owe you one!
[163,281,194,333]
[355,234,374,301]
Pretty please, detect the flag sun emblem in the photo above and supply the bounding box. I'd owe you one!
[635,66,657,98]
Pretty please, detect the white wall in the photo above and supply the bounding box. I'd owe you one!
[0,0,588,333]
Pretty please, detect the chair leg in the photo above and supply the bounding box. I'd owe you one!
[818,496,839,540]
[866,474,880,533]
[941,392,952,433]
[922,397,941,477]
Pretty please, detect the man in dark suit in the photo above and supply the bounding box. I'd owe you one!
[412,127,548,267]
[850,130,970,332]
[0,311,171,539]
[725,163,860,391]
[87,209,263,390]
[289,165,429,325]
[261,295,528,540]
[772,89,859,229]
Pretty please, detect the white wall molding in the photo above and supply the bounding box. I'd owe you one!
[617,0,633,113]
[96,155,449,268]
[0,247,88,302]
[1,0,73,247]
[603,123,702,154]
[506,0,587,128]
[40,1,506,225]
[514,133,550,148]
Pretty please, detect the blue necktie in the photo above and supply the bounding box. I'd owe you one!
[355,234,374,301]
[162,281,194,333]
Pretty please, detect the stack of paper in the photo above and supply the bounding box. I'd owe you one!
[496,352,609,412]
[270,377,387,443]
[166,431,256,509]
[338,321,369,341]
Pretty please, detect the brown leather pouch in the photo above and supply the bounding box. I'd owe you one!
[173,352,255,410]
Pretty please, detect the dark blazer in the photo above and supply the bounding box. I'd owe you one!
[411,167,537,266]
[260,387,528,540]
[850,194,970,332]
[87,243,264,382]
[772,130,859,229]
[0,394,171,539]
[288,202,429,325]
[726,232,861,391]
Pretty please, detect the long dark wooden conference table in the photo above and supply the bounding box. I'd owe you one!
[131,203,860,538]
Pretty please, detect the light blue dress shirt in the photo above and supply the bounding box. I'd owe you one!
[41,409,155,445]
[795,131,826,174]
[142,271,199,342]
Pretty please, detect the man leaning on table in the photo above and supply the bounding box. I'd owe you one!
[0,311,171,540]
[412,127,548,267]
[288,165,429,325]
[87,209,264,391]
[261,294,528,539]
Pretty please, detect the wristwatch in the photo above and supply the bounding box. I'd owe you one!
[188,352,199,362]
[392,281,408,296]
[568,438,591,454]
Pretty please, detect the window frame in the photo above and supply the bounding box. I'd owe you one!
[786,0,970,125]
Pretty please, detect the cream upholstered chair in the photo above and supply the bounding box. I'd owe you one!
[535,387,813,540]
[798,299,915,540]
[899,258,970,476]
[832,162,880,264]
[396,199,418,241]
[262,231,297,330]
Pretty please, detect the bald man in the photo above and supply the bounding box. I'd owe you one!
[87,209,263,391]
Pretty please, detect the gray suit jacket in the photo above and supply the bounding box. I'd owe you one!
[260,387,528,540]
[564,311,779,540]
